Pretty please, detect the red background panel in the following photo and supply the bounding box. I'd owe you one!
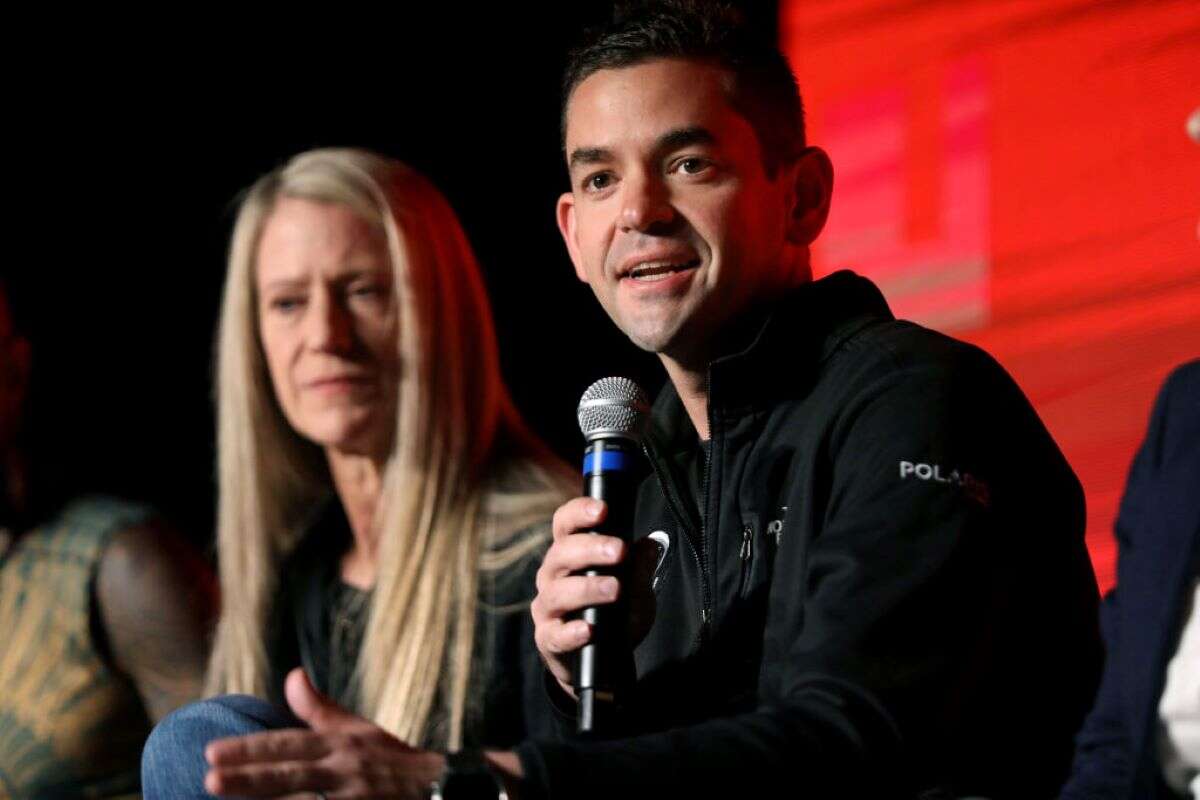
[781,0,1200,590]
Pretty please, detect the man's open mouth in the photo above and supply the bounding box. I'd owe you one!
[627,258,701,282]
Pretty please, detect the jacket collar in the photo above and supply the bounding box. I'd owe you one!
[646,270,894,455]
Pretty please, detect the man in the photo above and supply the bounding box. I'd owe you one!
[190,4,1102,798]
[1060,109,1200,799]
[528,3,1102,797]
[0,275,213,796]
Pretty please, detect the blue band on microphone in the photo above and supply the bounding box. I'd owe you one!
[583,450,629,475]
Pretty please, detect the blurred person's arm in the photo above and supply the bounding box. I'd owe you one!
[96,520,215,721]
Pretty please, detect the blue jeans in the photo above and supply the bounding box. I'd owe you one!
[141,695,301,799]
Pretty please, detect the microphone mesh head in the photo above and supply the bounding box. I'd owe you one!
[577,377,650,441]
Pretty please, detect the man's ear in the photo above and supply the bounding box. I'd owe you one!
[556,191,590,283]
[785,146,834,246]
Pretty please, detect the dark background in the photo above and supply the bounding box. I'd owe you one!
[9,4,779,548]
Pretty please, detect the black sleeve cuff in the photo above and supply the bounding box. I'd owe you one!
[542,668,580,737]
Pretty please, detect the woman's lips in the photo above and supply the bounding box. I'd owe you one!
[305,375,374,391]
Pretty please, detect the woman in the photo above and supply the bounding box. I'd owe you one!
[144,148,571,795]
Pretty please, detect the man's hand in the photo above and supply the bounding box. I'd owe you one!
[530,498,658,698]
[204,668,443,798]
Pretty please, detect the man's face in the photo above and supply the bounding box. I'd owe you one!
[557,58,799,363]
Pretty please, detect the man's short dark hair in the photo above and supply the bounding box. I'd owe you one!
[561,1,806,177]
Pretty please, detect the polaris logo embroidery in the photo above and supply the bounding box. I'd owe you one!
[899,461,991,506]
[767,506,788,545]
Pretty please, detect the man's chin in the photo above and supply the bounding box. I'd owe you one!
[622,321,681,355]
[619,305,723,366]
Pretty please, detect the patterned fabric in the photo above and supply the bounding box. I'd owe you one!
[0,497,155,798]
[324,580,369,712]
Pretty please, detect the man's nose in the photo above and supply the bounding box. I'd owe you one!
[619,172,676,233]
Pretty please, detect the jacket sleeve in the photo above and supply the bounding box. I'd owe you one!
[1058,365,1181,799]
[516,355,1077,799]
[1057,589,1131,800]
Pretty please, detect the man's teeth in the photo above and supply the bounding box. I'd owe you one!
[628,259,699,280]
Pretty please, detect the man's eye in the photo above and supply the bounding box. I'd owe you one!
[677,157,710,175]
[585,172,614,192]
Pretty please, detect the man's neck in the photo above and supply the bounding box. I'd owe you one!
[660,356,710,441]
[658,296,781,441]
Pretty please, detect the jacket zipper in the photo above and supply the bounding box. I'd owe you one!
[640,375,718,647]
[641,443,706,583]
[641,446,712,645]
[698,375,715,641]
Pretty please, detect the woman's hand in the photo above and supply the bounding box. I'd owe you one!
[204,668,444,799]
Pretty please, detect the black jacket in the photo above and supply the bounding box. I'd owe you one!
[1061,360,1200,800]
[519,271,1102,799]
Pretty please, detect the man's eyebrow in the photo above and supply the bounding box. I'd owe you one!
[568,147,612,170]
[656,126,716,152]
[566,125,715,167]
[567,127,717,171]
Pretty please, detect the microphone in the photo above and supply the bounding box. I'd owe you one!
[575,376,650,734]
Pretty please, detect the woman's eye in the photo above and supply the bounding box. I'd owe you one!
[349,284,387,301]
[270,297,304,313]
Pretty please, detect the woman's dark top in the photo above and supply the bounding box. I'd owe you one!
[266,500,557,748]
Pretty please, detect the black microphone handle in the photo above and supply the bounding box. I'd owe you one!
[576,436,639,735]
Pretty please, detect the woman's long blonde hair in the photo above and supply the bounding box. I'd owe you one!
[206,148,570,748]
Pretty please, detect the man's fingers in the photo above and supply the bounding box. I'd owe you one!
[536,618,592,656]
[539,534,625,582]
[534,618,591,690]
[535,574,620,620]
[206,729,330,767]
[551,497,606,540]
[537,497,635,695]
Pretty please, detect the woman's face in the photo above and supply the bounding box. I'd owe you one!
[255,197,401,459]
